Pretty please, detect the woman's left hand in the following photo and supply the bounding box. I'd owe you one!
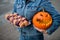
[34,26,47,34]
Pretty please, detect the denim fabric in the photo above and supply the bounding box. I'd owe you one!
[13,0,60,40]
[18,25,44,40]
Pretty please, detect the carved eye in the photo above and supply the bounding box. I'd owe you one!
[40,14,43,16]
[45,14,48,17]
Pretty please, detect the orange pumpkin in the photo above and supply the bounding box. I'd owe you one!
[32,10,52,30]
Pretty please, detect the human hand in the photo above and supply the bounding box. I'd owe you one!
[34,25,47,34]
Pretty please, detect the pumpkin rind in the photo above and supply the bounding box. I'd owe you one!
[32,11,52,30]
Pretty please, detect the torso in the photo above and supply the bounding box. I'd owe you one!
[16,0,44,40]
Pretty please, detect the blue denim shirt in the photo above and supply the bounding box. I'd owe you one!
[13,0,60,40]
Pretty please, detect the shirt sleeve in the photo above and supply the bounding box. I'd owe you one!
[12,0,17,14]
[12,0,22,31]
[40,0,60,35]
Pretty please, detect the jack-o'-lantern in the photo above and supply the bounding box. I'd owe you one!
[32,9,52,30]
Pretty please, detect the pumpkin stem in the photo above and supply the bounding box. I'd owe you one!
[43,8,45,12]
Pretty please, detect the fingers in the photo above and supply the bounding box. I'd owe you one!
[34,26,47,34]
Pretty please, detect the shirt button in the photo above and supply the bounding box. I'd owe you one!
[23,32,26,34]
[22,32,26,36]
[17,5,21,8]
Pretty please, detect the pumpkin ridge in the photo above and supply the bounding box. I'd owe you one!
[32,11,52,30]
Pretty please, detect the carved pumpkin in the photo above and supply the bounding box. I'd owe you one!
[32,9,52,30]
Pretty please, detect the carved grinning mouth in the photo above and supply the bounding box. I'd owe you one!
[36,19,43,23]
[36,18,52,24]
